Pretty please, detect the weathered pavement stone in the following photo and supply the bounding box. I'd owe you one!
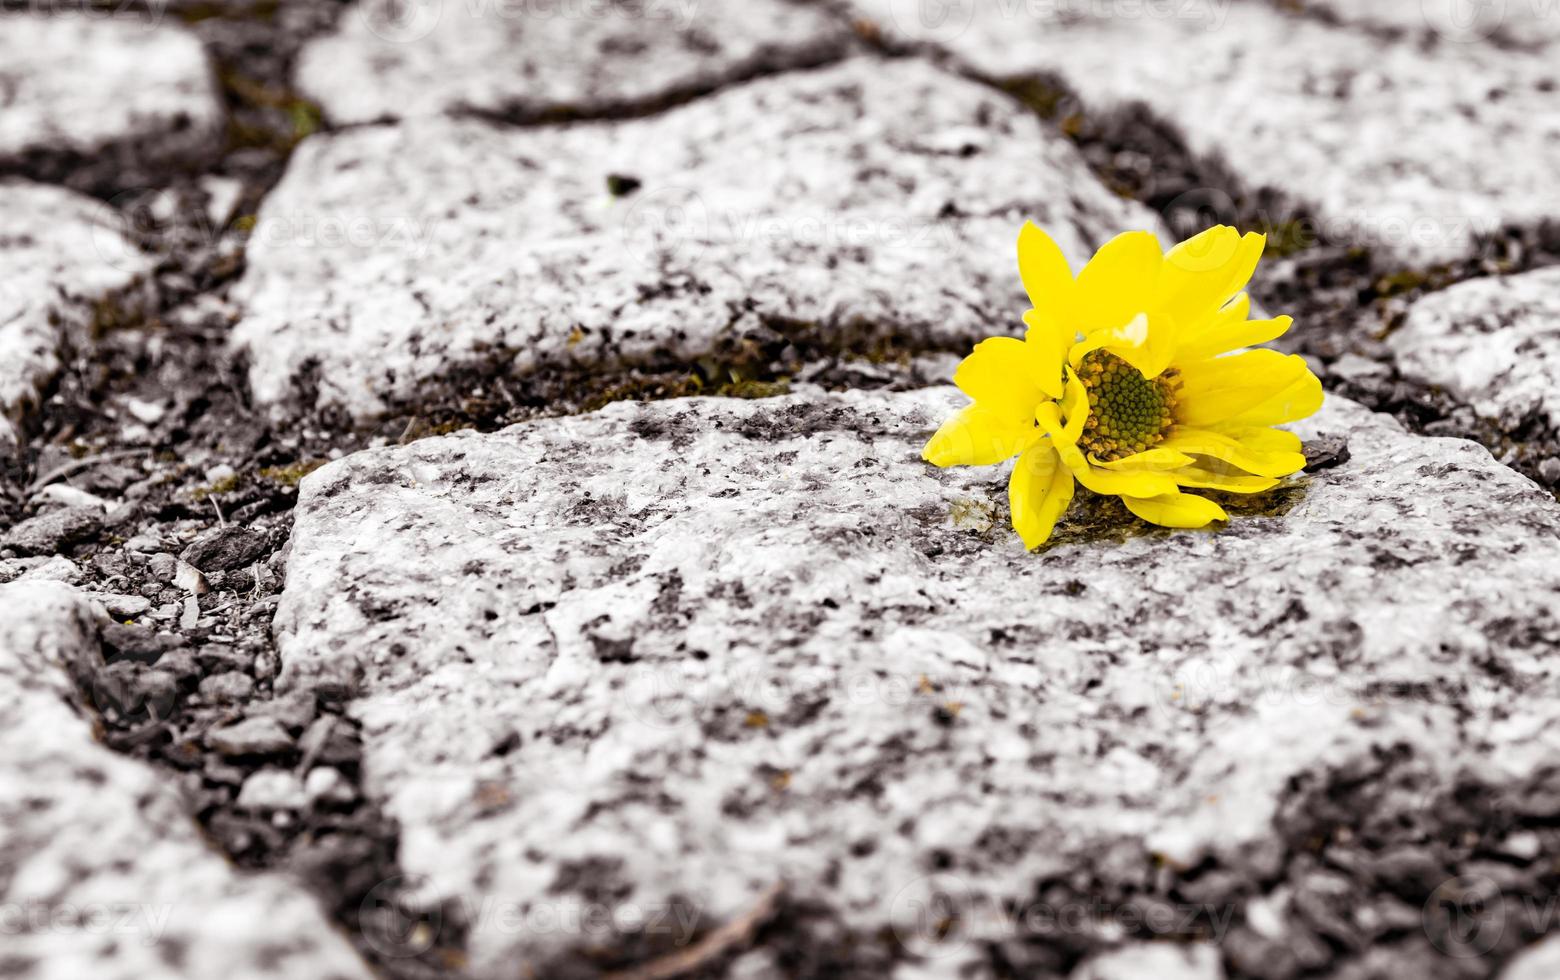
[1387,267,1560,434]
[0,581,373,980]
[0,12,222,180]
[297,0,852,124]
[233,58,1165,419]
[851,0,1560,265]
[273,388,1560,974]
[0,181,153,450]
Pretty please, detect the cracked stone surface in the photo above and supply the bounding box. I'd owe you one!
[296,0,852,124]
[1387,267,1560,434]
[0,11,222,173]
[0,181,153,450]
[271,387,1560,974]
[851,0,1560,264]
[233,58,1165,419]
[0,581,373,980]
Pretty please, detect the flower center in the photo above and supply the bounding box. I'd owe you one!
[1076,351,1180,462]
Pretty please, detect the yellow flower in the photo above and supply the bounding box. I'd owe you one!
[923,223,1322,550]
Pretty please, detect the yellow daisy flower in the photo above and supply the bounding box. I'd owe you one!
[923,223,1323,550]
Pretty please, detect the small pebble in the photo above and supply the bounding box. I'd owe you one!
[125,532,162,553]
[180,595,200,630]
[304,767,355,807]
[36,484,110,511]
[92,593,153,619]
[237,769,306,811]
[208,716,295,756]
[148,553,178,582]
[199,671,256,704]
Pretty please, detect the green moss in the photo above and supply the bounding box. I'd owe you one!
[999,76,1072,121]
[258,459,326,487]
[1265,219,1316,258]
[950,498,997,534]
[1374,269,1433,299]
[191,473,242,500]
[714,378,790,399]
[580,374,705,414]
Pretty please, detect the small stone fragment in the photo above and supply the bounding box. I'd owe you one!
[148,552,179,582]
[88,593,153,619]
[180,524,272,572]
[237,769,307,811]
[208,716,296,757]
[1,506,103,556]
[199,671,256,704]
[174,557,210,595]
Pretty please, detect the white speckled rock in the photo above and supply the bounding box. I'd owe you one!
[297,0,851,124]
[233,58,1164,419]
[0,12,221,168]
[272,388,1560,975]
[1387,267,1560,432]
[0,182,153,450]
[0,582,373,980]
[851,0,1560,264]
[1071,942,1225,980]
[1501,934,1560,980]
[1294,0,1560,45]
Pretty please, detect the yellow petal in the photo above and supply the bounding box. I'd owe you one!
[1160,426,1306,478]
[1217,369,1325,428]
[922,404,1039,467]
[1074,231,1162,335]
[1176,311,1292,362]
[1009,443,1075,550]
[1172,466,1281,494]
[1154,227,1265,331]
[1091,448,1195,471]
[1034,401,1088,471]
[1017,222,1075,322]
[1123,491,1229,528]
[1174,350,1320,427]
[1213,425,1302,455]
[1071,464,1178,498]
[1059,369,1090,442]
[1069,311,1176,380]
[1021,308,1070,398]
[954,336,1054,424]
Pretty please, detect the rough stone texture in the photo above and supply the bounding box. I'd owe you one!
[0,12,222,171]
[0,581,374,980]
[1387,267,1560,433]
[851,0,1560,264]
[1071,942,1224,980]
[296,0,851,124]
[1501,935,1560,980]
[232,58,1165,419]
[0,182,153,450]
[1291,0,1560,45]
[272,387,1560,974]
